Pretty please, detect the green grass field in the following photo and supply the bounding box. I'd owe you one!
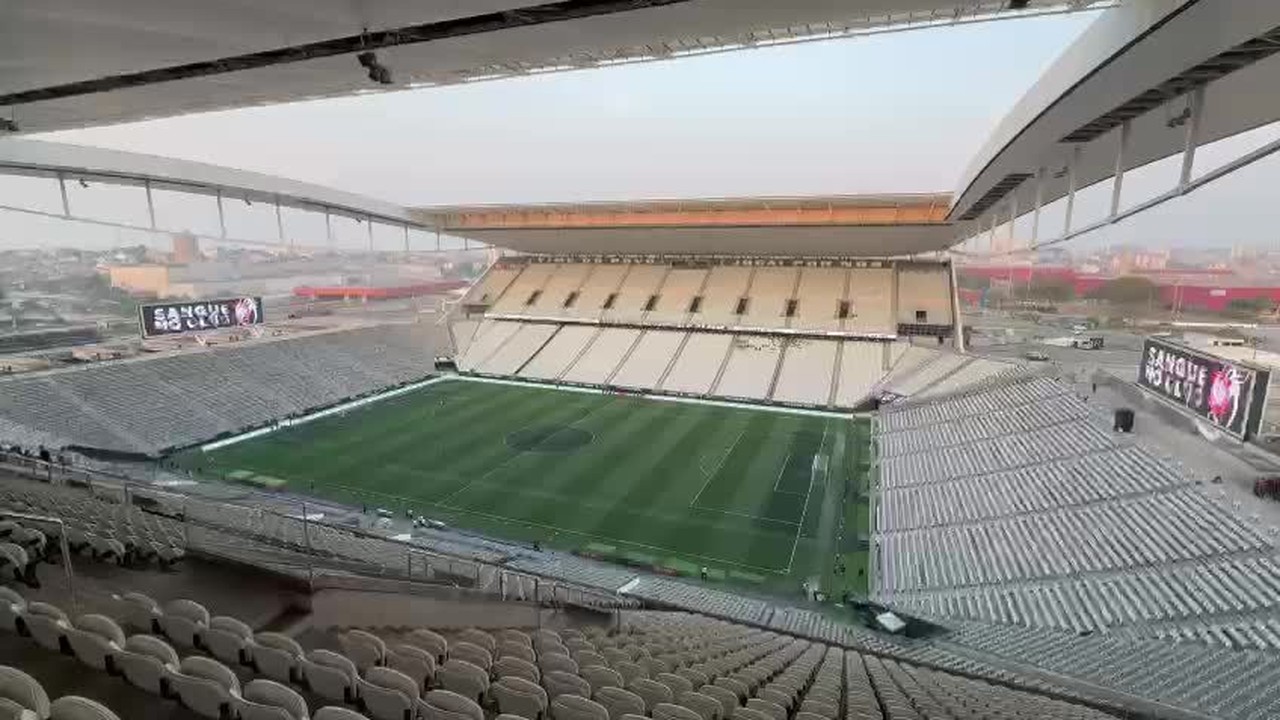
[192,379,872,597]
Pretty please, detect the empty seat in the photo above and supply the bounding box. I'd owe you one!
[24,602,69,653]
[491,676,548,720]
[538,654,578,676]
[437,659,488,705]
[653,703,701,720]
[251,633,305,684]
[797,699,835,718]
[496,630,532,648]
[303,650,358,704]
[387,645,436,690]
[449,642,492,672]
[495,656,539,684]
[160,599,209,649]
[0,544,33,586]
[0,587,26,634]
[613,661,646,686]
[594,686,644,720]
[655,673,692,698]
[340,630,386,672]
[456,629,496,653]
[406,630,447,663]
[117,635,179,695]
[357,666,419,720]
[49,696,120,720]
[314,708,371,720]
[0,666,50,719]
[574,651,607,669]
[628,678,672,712]
[678,692,720,720]
[418,690,483,720]
[697,686,737,718]
[205,616,253,666]
[65,614,125,671]
[236,680,309,720]
[581,666,623,695]
[745,700,783,720]
[551,693,609,720]
[170,656,240,719]
[117,593,161,634]
[499,641,536,664]
[543,671,591,701]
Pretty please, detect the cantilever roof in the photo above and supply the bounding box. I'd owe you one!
[416,193,955,256]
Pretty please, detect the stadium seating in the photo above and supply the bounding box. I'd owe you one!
[0,324,434,456]
[0,584,1128,720]
[873,373,1280,719]
[449,258,1004,408]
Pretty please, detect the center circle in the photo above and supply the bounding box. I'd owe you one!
[505,425,594,453]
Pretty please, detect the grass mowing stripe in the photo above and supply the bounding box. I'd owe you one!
[193,378,870,594]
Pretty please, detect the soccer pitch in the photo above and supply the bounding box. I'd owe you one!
[194,378,873,595]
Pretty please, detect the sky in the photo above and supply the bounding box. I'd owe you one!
[1,10,1276,253]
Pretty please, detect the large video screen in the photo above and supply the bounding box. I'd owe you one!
[1137,337,1269,439]
[139,296,263,338]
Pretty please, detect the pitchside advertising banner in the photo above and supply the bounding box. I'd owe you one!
[138,297,263,338]
[1137,337,1271,439]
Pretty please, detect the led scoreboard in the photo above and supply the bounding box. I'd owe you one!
[139,296,263,338]
[1137,337,1270,440]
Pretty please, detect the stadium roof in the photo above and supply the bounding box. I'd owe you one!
[416,194,955,256]
[3,0,1105,134]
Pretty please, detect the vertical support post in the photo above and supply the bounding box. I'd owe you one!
[1008,192,1019,254]
[325,210,333,247]
[57,173,70,217]
[216,191,227,238]
[1179,87,1206,190]
[366,215,374,251]
[1063,147,1079,235]
[1031,168,1044,245]
[986,214,997,253]
[1110,119,1131,218]
[403,224,410,254]
[275,198,286,248]
[144,180,157,229]
[58,519,76,613]
[436,229,442,252]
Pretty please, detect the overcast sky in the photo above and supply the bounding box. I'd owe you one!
[1,10,1277,253]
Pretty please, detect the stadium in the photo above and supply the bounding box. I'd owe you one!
[3,2,1280,720]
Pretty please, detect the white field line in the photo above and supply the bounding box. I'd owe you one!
[200,375,450,452]
[689,422,749,509]
[785,421,831,573]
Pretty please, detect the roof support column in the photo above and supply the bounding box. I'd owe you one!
[275,197,286,248]
[56,172,70,217]
[1008,191,1019,253]
[403,224,410,254]
[366,214,374,251]
[1030,167,1044,246]
[1110,119,1132,218]
[1179,86,1206,190]
[324,209,333,247]
[1063,146,1080,236]
[216,190,227,238]
[144,180,156,229]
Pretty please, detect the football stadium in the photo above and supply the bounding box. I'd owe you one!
[3,2,1280,720]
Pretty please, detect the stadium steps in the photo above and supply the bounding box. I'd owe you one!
[781,265,804,330]
[763,340,790,402]
[705,334,740,398]
[638,265,673,325]
[511,324,563,377]
[601,330,646,386]
[653,331,692,391]
[555,326,605,382]
[825,341,845,408]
